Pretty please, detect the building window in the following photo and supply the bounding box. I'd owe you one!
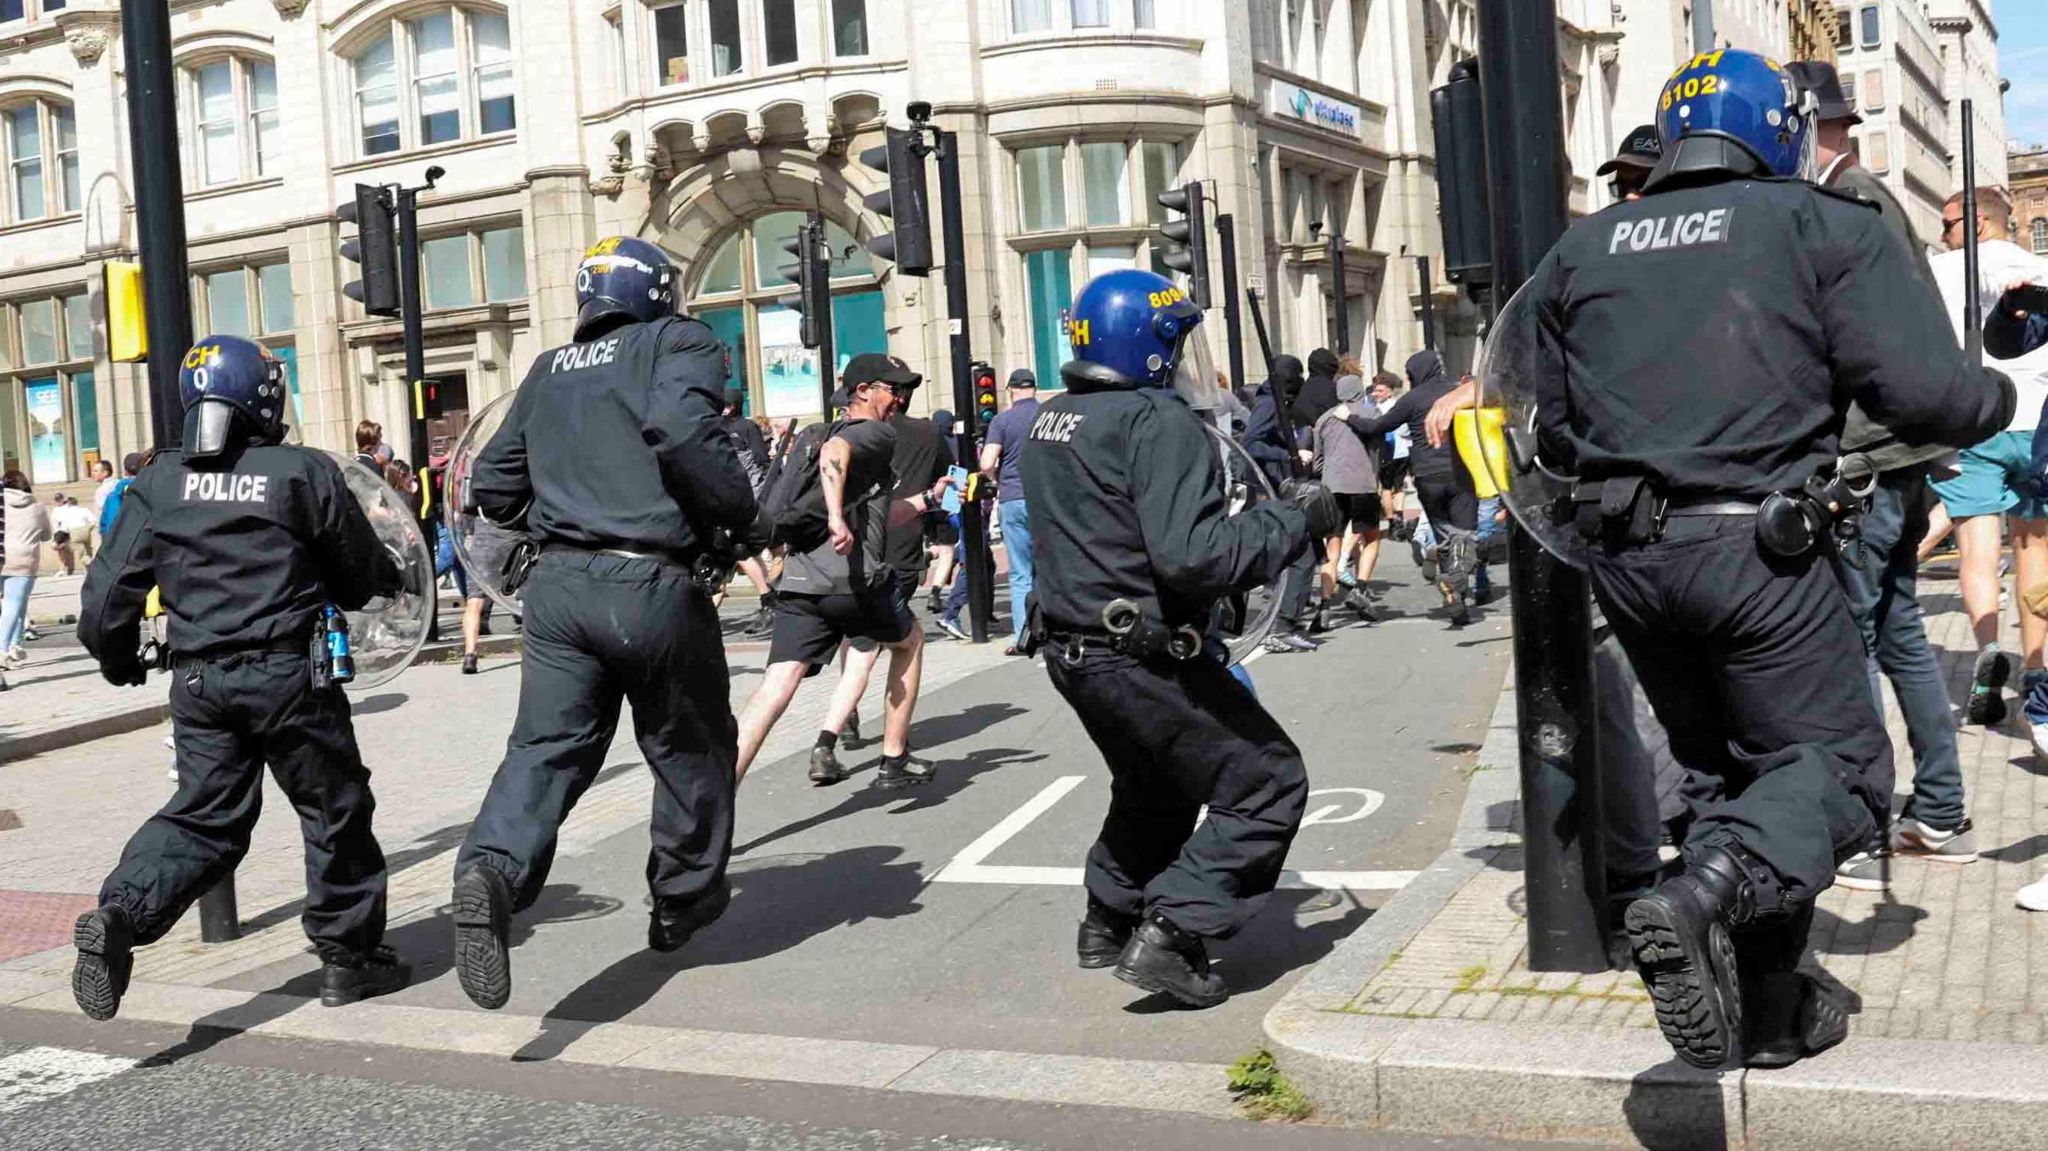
[1017,145,1068,232]
[654,3,689,85]
[1835,9,1850,50]
[708,0,742,76]
[1141,141,1179,223]
[416,224,529,312]
[686,212,884,419]
[833,0,869,55]
[3,100,76,224]
[1081,141,1129,226]
[3,290,98,483]
[2033,218,2047,256]
[1135,0,1155,28]
[1859,5,1878,47]
[1023,249,1073,393]
[347,5,517,159]
[180,56,281,187]
[1071,0,1108,27]
[1012,0,1054,34]
[1864,129,1889,174]
[763,0,799,65]
[1840,74,1856,110]
[1861,70,1884,111]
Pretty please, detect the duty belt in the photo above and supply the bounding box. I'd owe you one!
[543,542,728,594]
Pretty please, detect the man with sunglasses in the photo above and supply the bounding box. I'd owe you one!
[1783,61,1974,889]
[735,353,949,789]
[1597,123,1662,203]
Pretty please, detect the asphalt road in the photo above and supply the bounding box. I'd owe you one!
[0,1024,1590,1151]
[216,545,1512,1066]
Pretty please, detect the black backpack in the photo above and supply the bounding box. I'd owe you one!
[758,420,839,552]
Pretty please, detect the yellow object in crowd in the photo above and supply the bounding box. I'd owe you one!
[1452,407,1510,500]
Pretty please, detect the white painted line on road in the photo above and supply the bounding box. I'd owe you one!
[930,774,1088,885]
[930,774,1418,892]
[0,1045,136,1116]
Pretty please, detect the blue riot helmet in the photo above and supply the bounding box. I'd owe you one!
[1062,268,1219,410]
[178,335,290,460]
[574,236,678,341]
[1653,49,1810,182]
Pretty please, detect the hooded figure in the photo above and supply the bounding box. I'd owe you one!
[1345,349,1478,624]
[1313,375,1379,497]
[1291,348,1343,428]
[1245,355,1306,485]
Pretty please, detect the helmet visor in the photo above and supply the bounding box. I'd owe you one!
[182,400,239,459]
[1171,332,1221,411]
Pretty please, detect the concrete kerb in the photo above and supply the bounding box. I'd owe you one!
[1264,670,2048,1150]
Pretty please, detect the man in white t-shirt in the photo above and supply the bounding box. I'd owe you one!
[1928,190,2048,739]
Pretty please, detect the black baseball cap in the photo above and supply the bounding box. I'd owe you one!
[1007,368,1037,389]
[1596,124,1663,176]
[842,352,921,392]
[1785,60,1861,126]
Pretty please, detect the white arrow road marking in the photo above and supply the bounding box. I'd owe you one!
[931,776,1418,892]
[0,1047,137,1116]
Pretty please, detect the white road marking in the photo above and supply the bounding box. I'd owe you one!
[930,775,1418,892]
[1301,787,1386,827]
[0,1046,137,1116]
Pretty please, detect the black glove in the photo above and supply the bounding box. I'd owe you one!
[1282,478,1344,539]
[102,657,148,687]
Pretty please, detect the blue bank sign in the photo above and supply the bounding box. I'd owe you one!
[1270,79,1362,138]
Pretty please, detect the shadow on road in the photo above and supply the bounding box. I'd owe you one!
[508,845,925,1062]
[735,743,1045,856]
[1123,888,1375,1013]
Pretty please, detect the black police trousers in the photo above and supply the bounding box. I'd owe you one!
[1588,517,1885,914]
[100,650,388,960]
[456,551,735,913]
[1046,646,1309,939]
[1413,468,1478,592]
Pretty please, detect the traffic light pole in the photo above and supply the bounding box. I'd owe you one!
[1418,256,1438,352]
[396,183,441,642]
[1327,230,1350,354]
[123,0,239,944]
[812,213,837,416]
[1216,214,1247,393]
[935,129,995,645]
[1478,0,1609,972]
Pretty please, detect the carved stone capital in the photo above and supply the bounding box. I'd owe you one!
[272,0,312,18]
[589,174,627,199]
[56,11,120,68]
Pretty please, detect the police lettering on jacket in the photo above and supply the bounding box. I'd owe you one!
[182,472,270,503]
[549,337,621,374]
[1031,408,1086,444]
[1607,208,1733,255]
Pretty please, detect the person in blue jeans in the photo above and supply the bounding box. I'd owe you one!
[979,369,1040,653]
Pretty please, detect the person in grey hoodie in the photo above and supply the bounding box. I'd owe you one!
[1,471,52,667]
[1313,375,1383,624]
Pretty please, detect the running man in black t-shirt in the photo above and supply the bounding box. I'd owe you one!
[734,354,955,789]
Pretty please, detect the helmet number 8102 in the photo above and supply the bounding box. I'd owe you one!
[1662,74,1722,111]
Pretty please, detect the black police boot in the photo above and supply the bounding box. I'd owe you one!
[1741,971,1849,1069]
[452,866,513,1011]
[320,947,412,1008]
[1623,845,1757,1069]
[71,904,134,1022]
[874,754,934,789]
[649,882,733,953]
[1113,913,1228,1009]
[808,744,850,785]
[1076,899,1139,969]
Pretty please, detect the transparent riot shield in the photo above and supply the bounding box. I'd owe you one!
[328,453,436,690]
[444,391,528,615]
[1463,282,1588,570]
[1210,423,1287,666]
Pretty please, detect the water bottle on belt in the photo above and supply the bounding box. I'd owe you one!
[324,605,356,685]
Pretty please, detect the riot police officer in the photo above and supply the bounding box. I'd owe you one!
[1021,269,1341,1009]
[72,335,408,1021]
[450,237,763,1010]
[1518,50,2014,1068]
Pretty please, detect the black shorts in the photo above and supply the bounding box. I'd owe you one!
[1332,493,1383,534]
[768,587,916,670]
[926,515,960,548]
[1380,458,1410,493]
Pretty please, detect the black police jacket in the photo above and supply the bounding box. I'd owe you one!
[80,444,399,670]
[1522,171,2015,500]
[1019,386,1306,635]
[473,316,758,560]
[1349,350,1460,481]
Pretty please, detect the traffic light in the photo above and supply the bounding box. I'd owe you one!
[776,213,831,349]
[1156,181,1211,309]
[859,126,935,276]
[1430,58,1493,287]
[338,183,400,317]
[972,360,998,427]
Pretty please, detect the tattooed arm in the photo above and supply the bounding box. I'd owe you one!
[819,435,855,556]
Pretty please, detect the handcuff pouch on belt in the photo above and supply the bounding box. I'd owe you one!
[1101,598,1202,662]
[1757,473,1864,561]
[1571,476,1667,547]
[500,539,540,594]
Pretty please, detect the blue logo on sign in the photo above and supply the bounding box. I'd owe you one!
[1293,89,1313,119]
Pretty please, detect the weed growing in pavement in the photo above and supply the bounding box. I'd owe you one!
[1227,1049,1314,1122]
